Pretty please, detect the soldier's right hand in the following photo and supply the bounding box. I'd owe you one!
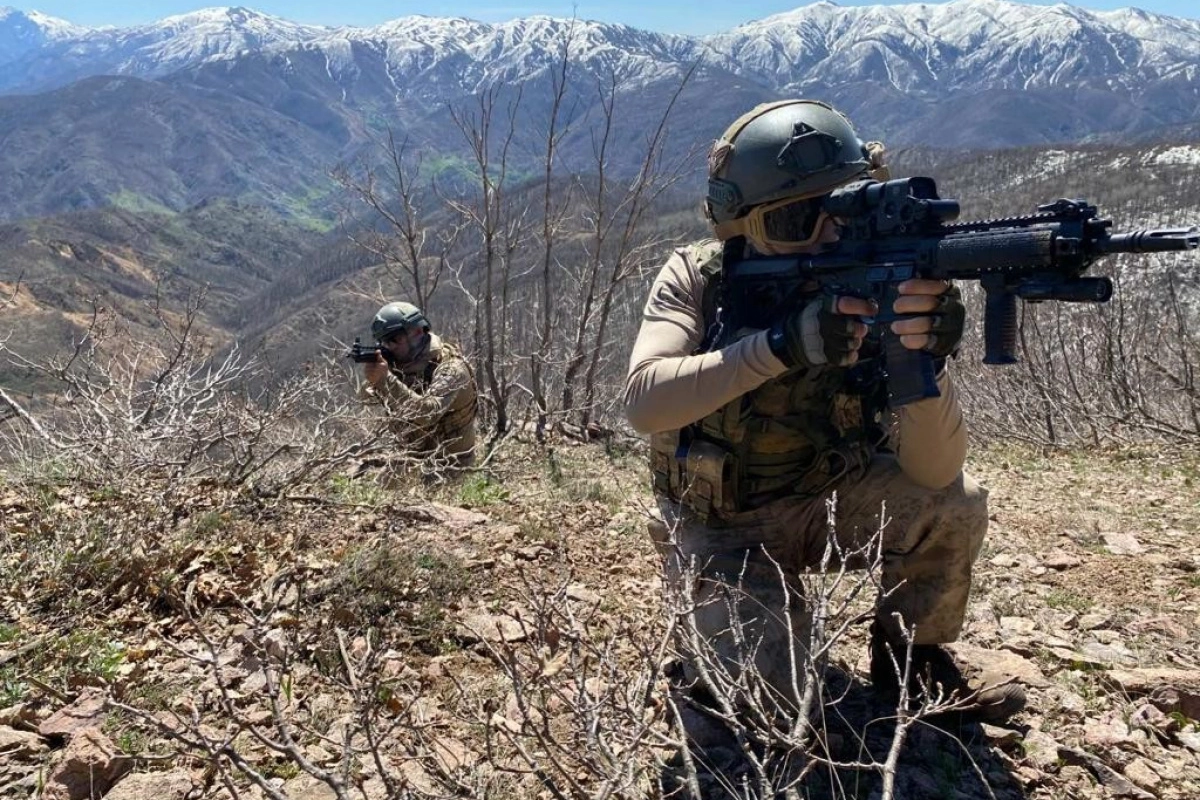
[769,295,875,368]
[362,352,389,387]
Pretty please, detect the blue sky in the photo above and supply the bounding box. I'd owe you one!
[25,1,1200,35]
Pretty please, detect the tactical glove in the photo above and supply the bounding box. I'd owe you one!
[919,283,965,359]
[768,295,865,369]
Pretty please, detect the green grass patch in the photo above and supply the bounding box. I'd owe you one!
[1044,589,1093,613]
[328,474,387,506]
[457,474,509,507]
[107,189,177,216]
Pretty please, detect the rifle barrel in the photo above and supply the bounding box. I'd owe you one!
[1103,228,1200,253]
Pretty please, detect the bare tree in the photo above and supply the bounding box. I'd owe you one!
[332,129,455,312]
[445,85,531,437]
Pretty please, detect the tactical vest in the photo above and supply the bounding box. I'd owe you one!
[397,341,478,456]
[650,240,889,520]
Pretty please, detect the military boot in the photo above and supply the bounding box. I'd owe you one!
[660,684,756,800]
[868,623,1026,723]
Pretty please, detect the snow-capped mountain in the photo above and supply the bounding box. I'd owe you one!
[0,6,330,91]
[0,7,87,67]
[2,1,1199,98]
[1,0,1199,221]
[707,0,1200,92]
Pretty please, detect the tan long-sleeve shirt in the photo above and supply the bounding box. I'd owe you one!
[624,241,967,489]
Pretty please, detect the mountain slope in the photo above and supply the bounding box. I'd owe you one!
[0,2,1198,221]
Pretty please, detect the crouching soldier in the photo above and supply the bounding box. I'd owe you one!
[359,301,478,471]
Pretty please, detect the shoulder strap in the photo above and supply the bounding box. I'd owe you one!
[697,239,735,353]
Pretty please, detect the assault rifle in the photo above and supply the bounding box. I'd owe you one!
[346,337,390,364]
[730,176,1199,406]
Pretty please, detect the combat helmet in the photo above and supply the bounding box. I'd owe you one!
[371,301,430,342]
[705,100,888,246]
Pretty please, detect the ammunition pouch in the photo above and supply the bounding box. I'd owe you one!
[651,432,739,521]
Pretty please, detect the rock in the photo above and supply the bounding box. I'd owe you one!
[990,553,1019,568]
[1104,668,1200,720]
[424,503,489,530]
[1083,711,1133,748]
[1059,746,1155,800]
[1178,730,1200,754]
[982,723,1023,747]
[41,727,129,800]
[1000,616,1036,635]
[104,769,194,800]
[1022,729,1063,770]
[1042,686,1089,720]
[280,776,338,800]
[1047,646,1118,669]
[1078,613,1112,631]
[0,703,37,728]
[1129,702,1175,736]
[949,643,1052,688]
[0,726,48,759]
[38,690,108,741]
[456,611,527,644]
[1080,640,1136,667]
[1101,532,1143,555]
[1044,551,1082,570]
[1122,759,1162,793]
[566,584,601,604]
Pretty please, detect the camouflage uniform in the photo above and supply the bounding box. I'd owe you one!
[627,240,987,714]
[360,334,478,467]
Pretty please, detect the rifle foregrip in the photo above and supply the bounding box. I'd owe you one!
[983,289,1018,365]
[936,228,1056,271]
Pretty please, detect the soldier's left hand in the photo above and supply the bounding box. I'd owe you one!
[891,279,965,358]
[362,352,390,387]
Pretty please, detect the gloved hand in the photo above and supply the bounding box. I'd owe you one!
[891,280,965,359]
[362,351,391,388]
[768,295,875,368]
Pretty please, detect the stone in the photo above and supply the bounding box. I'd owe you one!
[1122,759,1162,793]
[1021,729,1062,770]
[999,616,1036,635]
[0,726,48,759]
[0,703,37,728]
[949,643,1052,688]
[424,503,489,531]
[41,727,129,800]
[1079,641,1136,667]
[280,776,338,800]
[1177,730,1200,754]
[1083,711,1133,748]
[1105,668,1200,720]
[1044,552,1082,570]
[1059,746,1154,800]
[1101,532,1144,555]
[456,611,527,644]
[104,770,194,800]
[38,690,108,741]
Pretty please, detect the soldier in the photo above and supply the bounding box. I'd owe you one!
[624,100,1024,792]
[359,301,477,470]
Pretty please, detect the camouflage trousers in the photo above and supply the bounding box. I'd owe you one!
[650,454,988,720]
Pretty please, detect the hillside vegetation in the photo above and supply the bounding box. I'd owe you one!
[2,99,1200,800]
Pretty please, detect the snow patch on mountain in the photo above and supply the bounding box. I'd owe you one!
[2,1,1200,107]
[1147,145,1200,166]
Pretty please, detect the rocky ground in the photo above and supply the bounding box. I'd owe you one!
[1,439,1198,799]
